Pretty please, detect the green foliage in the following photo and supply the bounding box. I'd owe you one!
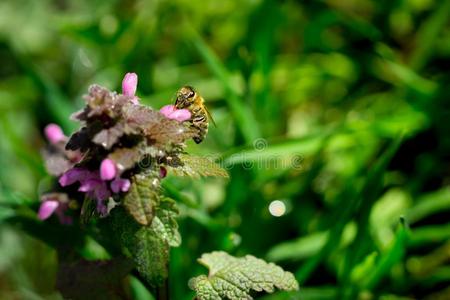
[189,251,299,299]
[113,190,181,287]
[169,154,229,178]
[1,0,450,299]
[110,206,173,287]
[133,225,170,287]
[124,175,160,226]
[152,197,181,247]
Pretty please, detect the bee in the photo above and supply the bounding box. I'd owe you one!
[175,86,215,144]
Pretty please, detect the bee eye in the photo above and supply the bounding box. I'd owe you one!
[187,90,195,98]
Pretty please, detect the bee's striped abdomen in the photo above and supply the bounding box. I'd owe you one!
[191,108,208,144]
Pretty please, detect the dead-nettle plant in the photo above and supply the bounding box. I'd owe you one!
[38,73,299,299]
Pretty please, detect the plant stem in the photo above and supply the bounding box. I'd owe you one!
[156,278,169,300]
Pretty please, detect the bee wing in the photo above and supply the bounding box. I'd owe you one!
[203,105,217,127]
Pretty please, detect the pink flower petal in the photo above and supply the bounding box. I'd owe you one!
[78,179,101,192]
[122,72,138,97]
[168,109,191,122]
[159,105,176,117]
[94,182,111,201]
[160,105,191,122]
[111,178,131,193]
[130,97,139,105]
[38,200,59,220]
[44,124,66,144]
[59,168,91,187]
[100,159,117,180]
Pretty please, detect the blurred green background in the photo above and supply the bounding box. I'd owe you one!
[1,0,450,299]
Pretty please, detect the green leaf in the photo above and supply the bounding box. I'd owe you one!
[108,147,142,172]
[151,197,181,247]
[110,207,169,287]
[133,226,169,287]
[123,175,160,225]
[266,231,328,262]
[110,195,181,287]
[360,219,409,290]
[169,154,229,178]
[189,251,299,300]
[405,187,450,224]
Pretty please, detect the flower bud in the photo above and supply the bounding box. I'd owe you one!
[38,200,59,220]
[44,124,65,144]
[122,72,138,97]
[168,109,191,122]
[111,178,131,193]
[100,159,117,180]
[160,104,176,116]
[159,105,191,122]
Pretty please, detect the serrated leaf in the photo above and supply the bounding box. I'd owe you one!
[134,225,169,287]
[123,175,160,225]
[189,251,299,300]
[151,197,181,247]
[93,123,125,149]
[145,115,194,146]
[108,147,142,172]
[169,154,229,178]
[123,105,194,146]
[109,207,169,287]
[77,85,134,123]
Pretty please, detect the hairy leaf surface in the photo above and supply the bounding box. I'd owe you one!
[108,147,142,172]
[189,251,299,300]
[93,123,125,149]
[123,175,160,225]
[110,207,170,287]
[169,154,228,178]
[151,197,181,247]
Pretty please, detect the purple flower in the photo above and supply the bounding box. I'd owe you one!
[91,181,111,201]
[160,105,191,122]
[96,201,108,217]
[38,200,59,220]
[78,179,103,192]
[44,123,66,144]
[111,178,131,193]
[38,199,72,225]
[59,167,111,201]
[100,159,117,180]
[59,168,94,187]
[122,72,139,104]
[58,164,132,217]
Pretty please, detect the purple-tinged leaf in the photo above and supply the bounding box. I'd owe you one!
[108,147,142,172]
[92,123,125,149]
[123,175,160,225]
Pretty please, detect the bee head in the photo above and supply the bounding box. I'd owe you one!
[176,86,196,108]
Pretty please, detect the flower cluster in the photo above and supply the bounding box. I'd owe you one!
[39,73,194,222]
